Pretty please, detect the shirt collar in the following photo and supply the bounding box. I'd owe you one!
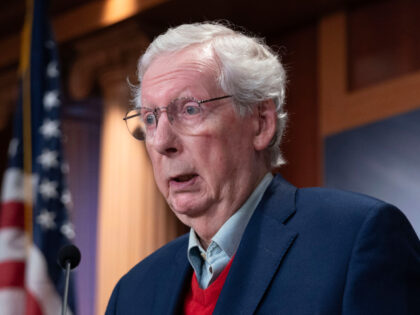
[187,172,273,263]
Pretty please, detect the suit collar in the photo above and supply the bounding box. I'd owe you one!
[213,174,298,314]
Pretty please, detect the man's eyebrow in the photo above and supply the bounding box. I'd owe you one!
[143,95,199,107]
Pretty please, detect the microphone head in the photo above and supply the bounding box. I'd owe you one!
[58,245,81,270]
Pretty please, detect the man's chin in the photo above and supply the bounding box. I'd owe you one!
[168,198,207,220]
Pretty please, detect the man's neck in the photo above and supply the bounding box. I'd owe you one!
[188,213,231,250]
[190,170,271,249]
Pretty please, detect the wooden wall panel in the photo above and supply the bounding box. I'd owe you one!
[348,0,420,90]
[271,24,322,187]
[318,11,420,136]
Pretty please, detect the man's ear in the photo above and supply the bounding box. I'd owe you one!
[253,99,277,151]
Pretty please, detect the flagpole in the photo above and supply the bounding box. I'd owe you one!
[22,0,34,250]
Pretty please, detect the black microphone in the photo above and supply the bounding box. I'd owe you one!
[58,245,81,315]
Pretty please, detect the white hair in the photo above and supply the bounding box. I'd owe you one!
[135,21,287,167]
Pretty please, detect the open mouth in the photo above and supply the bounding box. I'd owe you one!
[172,174,197,183]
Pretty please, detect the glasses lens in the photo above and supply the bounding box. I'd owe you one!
[124,97,214,140]
[125,109,146,140]
[172,98,203,127]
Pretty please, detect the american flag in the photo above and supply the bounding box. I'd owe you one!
[0,0,77,314]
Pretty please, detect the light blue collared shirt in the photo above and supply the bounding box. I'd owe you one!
[187,173,273,289]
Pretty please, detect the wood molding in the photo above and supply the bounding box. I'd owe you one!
[0,0,167,69]
[318,11,420,136]
[68,21,149,99]
[318,12,347,136]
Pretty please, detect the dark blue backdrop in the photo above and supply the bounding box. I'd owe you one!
[325,108,420,236]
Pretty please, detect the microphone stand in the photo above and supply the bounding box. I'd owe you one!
[61,260,71,315]
[58,244,81,315]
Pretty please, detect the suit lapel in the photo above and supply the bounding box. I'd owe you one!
[213,175,299,315]
[153,239,192,315]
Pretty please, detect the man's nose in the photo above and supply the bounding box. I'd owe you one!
[149,111,179,156]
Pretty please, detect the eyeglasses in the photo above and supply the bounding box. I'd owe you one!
[123,95,232,140]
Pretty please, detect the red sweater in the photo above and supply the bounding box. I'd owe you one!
[184,258,234,315]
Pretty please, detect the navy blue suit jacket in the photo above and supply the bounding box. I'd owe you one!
[106,175,420,314]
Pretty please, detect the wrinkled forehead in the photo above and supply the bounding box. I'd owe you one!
[140,45,222,104]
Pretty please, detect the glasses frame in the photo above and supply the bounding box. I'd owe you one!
[123,95,232,140]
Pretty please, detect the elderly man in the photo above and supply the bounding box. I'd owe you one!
[106,22,420,314]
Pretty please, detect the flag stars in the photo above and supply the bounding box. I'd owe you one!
[8,138,19,157]
[61,222,75,240]
[37,149,59,169]
[43,90,60,110]
[39,179,58,199]
[46,61,59,78]
[37,209,56,230]
[39,119,60,138]
[61,189,72,208]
